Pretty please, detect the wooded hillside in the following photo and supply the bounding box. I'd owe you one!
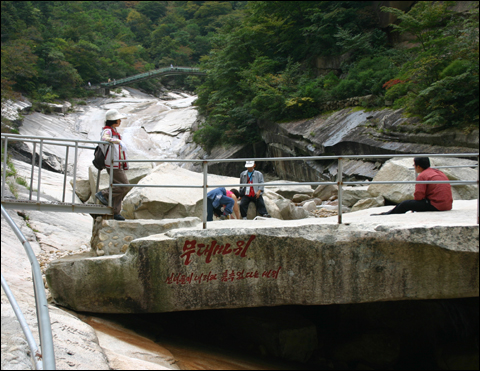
[1,1,478,149]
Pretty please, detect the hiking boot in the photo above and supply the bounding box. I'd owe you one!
[95,191,108,206]
[220,212,229,220]
[114,214,125,221]
[243,217,247,220]
[262,213,271,218]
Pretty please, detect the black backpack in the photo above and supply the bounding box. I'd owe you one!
[92,145,106,170]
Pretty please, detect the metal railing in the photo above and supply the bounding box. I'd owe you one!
[1,134,113,214]
[2,134,479,226]
[108,153,479,227]
[1,205,55,370]
[100,66,205,87]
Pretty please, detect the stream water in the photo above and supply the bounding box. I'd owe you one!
[80,311,315,370]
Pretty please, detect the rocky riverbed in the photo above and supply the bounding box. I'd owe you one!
[2,88,479,370]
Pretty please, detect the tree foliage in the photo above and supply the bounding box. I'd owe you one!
[1,1,477,146]
[382,1,479,128]
[1,1,244,99]
[194,1,393,149]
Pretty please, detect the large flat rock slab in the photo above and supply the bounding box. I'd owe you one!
[45,201,479,313]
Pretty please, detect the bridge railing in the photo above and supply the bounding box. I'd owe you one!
[100,66,204,87]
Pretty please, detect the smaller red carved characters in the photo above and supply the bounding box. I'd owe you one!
[236,270,245,280]
[194,273,204,283]
[221,270,229,282]
[206,271,217,282]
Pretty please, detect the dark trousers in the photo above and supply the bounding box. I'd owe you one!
[206,199,222,222]
[100,168,132,214]
[386,199,439,214]
[240,195,268,217]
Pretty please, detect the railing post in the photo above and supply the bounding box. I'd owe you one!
[62,145,69,203]
[29,142,36,201]
[1,137,8,200]
[72,142,78,204]
[337,158,343,224]
[96,169,101,193]
[109,143,114,210]
[37,140,43,202]
[203,161,208,229]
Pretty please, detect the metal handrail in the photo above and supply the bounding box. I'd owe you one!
[1,205,56,369]
[109,153,479,226]
[1,134,113,211]
[1,274,43,370]
[2,134,479,225]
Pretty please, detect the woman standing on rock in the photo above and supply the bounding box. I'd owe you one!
[95,109,132,221]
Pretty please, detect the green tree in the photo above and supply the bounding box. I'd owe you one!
[137,1,167,23]
[1,39,39,98]
[382,1,479,128]
[126,9,152,42]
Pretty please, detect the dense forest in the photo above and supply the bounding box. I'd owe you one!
[1,1,478,150]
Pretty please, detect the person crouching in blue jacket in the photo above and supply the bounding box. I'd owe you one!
[206,187,235,221]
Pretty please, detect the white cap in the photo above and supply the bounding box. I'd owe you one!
[105,109,127,121]
[245,161,255,167]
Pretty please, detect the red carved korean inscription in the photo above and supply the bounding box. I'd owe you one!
[180,235,256,266]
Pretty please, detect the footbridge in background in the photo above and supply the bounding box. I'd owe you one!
[98,66,205,91]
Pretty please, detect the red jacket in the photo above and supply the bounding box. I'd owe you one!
[414,167,452,211]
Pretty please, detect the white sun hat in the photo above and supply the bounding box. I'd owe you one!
[105,109,127,121]
[245,161,255,167]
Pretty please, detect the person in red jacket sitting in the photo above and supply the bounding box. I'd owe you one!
[372,157,453,215]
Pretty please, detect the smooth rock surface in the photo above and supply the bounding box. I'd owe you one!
[341,186,371,207]
[265,181,314,199]
[313,184,338,201]
[351,196,385,212]
[368,157,478,204]
[121,163,289,220]
[261,107,478,183]
[91,217,202,256]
